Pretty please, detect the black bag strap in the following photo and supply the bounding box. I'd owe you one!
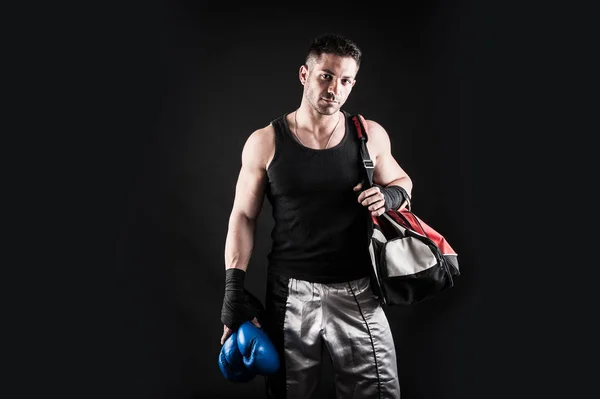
[351,113,375,188]
[350,114,412,211]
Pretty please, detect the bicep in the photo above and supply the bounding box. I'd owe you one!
[230,132,269,220]
[366,121,411,186]
[373,153,409,186]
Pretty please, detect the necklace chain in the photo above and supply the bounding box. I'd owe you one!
[293,111,341,150]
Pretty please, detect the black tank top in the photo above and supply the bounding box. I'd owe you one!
[265,110,372,283]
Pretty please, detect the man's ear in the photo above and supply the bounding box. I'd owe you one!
[299,64,308,85]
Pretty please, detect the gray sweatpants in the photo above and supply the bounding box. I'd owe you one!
[264,274,400,399]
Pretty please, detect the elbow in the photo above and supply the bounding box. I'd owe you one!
[404,176,413,194]
[228,210,258,229]
[389,176,412,196]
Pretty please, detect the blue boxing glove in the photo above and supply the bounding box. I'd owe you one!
[236,321,280,375]
[218,330,257,383]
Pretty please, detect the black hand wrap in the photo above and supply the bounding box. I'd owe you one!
[376,184,410,211]
[221,268,265,330]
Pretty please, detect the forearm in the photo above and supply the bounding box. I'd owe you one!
[221,212,263,330]
[224,212,257,272]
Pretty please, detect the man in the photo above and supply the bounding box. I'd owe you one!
[220,33,412,398]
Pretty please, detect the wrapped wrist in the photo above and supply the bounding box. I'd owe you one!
[225,268,246,291]
[379,185,409,211]
[221,268,264,329]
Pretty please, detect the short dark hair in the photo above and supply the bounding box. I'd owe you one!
[305,33,362,69]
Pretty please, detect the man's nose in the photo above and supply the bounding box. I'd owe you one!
[327,80,340,96]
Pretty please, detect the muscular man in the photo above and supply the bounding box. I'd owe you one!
[220,33,412,399]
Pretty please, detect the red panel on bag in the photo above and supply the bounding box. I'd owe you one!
[385,209,457,256]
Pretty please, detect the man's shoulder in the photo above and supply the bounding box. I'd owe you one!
[248,112,292,143]
[347,113,387,138]
[249,122,276,142]
[243,123,276,160]
[364,119,385,134]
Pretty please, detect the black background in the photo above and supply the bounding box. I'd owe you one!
[20,1,596,398]
[115,4,482,397]
[116,3,482,398]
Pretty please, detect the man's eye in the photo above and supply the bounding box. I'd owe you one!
[321,74,332,80]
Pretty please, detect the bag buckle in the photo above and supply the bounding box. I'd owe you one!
[363,160,374,169]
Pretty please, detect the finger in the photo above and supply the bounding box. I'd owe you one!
[368,198,387,216]
[251,317,261,329]
[352,182,363,192]
[220,332,230,345]
[357,186,381,203]
[220,325,232,346]
[368,198,385,212]
[371,207,386,217]
[360,190,384,207]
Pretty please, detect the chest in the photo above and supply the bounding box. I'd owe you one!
[268,146,363,197]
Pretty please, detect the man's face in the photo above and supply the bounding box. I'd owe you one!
[301,53,358,116]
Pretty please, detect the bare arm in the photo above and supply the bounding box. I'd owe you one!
[355,119,413,215]
[224,127,272,272]
[220,126,273,344]
[366,119,413,198]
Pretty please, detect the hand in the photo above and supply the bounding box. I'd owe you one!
[353,182,386,216]
[221,317,261,346]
